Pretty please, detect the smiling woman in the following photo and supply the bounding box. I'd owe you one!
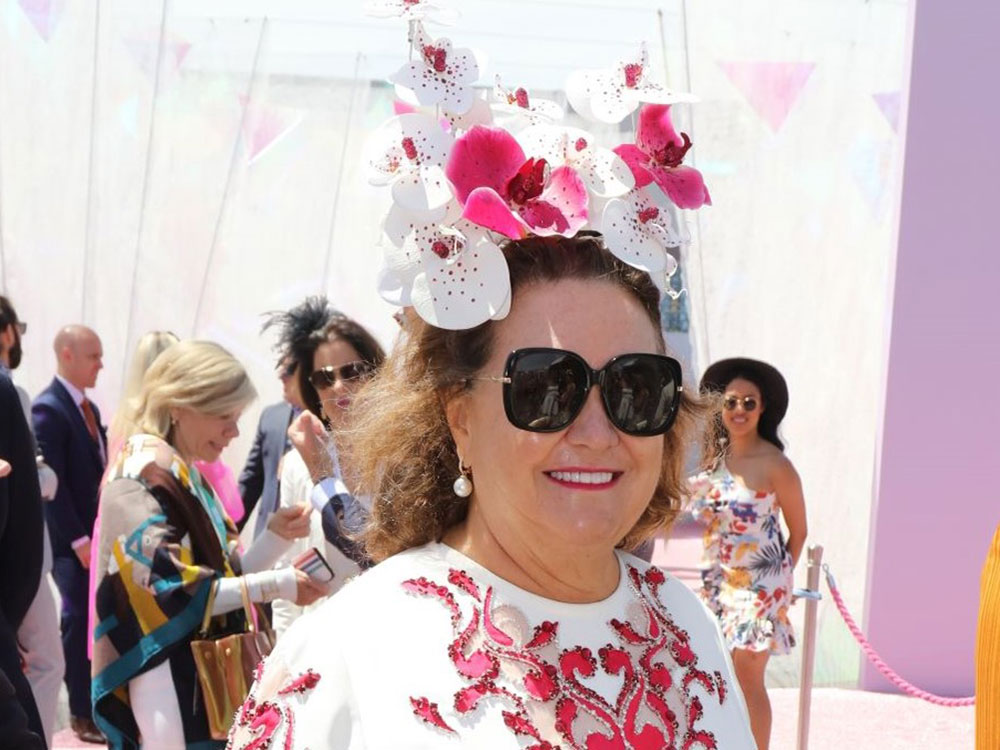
[228,235,757,750]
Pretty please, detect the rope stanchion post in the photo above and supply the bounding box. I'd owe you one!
[796,544,824,750]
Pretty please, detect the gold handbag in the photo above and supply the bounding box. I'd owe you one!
[190,578,274,739]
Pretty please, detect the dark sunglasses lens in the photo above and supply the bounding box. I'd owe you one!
[743,397,758,412]
[309,369,336,389]
[603,356,679,434]
[507,351,588,432]
[723,396,738,411]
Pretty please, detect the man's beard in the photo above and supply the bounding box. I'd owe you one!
[7,335,22,369]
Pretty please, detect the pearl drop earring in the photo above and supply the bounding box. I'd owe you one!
[453,456,473,498]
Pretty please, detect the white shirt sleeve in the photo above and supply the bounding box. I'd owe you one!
[211,568,297,615]
[240,528,293,573]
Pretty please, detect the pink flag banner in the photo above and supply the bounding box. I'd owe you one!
[122,29,192,82]
[719,61,815,132]
[872,90,902,133]
[239,95,305,165]
[17,0,66,42]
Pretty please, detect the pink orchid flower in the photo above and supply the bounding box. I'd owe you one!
[445,125,589,239]
[613,104,711,210]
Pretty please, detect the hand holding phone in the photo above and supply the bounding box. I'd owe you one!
[292,547,335,585]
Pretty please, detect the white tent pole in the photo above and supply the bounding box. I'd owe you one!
[191,17,269,338]
[121,0,172,382]
[320,51,363,294]
[678,0,712,370]
[81,0,103,322]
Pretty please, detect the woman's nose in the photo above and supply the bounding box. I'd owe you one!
[565,388,619,448]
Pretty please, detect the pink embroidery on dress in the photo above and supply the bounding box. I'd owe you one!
[401,564,732,749]
[410,696,456,733]
[227,669,322,750]
[278,669,321,696]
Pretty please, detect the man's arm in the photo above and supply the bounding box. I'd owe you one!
[236,414,268,531]
[31,401,90,551]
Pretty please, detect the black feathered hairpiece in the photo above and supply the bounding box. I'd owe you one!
[262,295,337,365]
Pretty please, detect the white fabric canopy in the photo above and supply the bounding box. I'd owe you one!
[0,0,907,687]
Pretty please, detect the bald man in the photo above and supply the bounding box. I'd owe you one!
[31,326,106,744]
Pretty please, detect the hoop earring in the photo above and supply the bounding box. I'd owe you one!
[453,455,473,498]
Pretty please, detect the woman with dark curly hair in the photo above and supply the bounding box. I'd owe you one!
[690,358,808,750]
[270,304,386,633]
[228,235,755,749]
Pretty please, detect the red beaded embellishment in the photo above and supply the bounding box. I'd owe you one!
[401,564,731,748]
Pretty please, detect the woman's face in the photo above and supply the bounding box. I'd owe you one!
[721,377,763,440]
[448,278,665,553]
[312,337,366,431]
[173,406,242,463]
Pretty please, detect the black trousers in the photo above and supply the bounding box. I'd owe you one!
[51,555,91,720]
[0,613,45,746]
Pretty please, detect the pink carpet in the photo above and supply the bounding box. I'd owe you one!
[770,687,973,749]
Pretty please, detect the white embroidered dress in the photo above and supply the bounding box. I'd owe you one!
[228,542,755,750]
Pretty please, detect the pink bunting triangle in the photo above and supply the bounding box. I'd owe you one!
[872,91,901,133]
[719,61,815,132]
[18,0,66,42]
[123,31,192,80]
[239,96,304,165]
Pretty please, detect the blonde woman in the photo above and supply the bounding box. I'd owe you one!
[90,341,326,749]
[108,331,180,446]
[87,332,180,665]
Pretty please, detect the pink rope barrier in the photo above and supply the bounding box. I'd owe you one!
[822,565,975,707]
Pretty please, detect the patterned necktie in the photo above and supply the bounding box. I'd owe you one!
[81,398,100,444]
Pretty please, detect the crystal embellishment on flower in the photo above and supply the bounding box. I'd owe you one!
[365,113,456,214]
[390,22,479,115]
[491,76,564,123]
[602,186,685,295]
[566,42,698,124]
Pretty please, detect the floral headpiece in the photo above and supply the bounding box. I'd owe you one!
[363,1,711,330]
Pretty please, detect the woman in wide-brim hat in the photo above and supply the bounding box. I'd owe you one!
[689,357,808,750]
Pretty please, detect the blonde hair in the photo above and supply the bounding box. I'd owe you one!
[346,234,709,563]
[131,340,257,439]
[110,330,179,442]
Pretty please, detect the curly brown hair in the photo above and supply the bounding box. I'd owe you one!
[345,233,708,562]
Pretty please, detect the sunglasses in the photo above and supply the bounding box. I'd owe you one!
[484,347,683,436]
[308,361,374,389]
[278,361,297,380]
[723,395,758,412]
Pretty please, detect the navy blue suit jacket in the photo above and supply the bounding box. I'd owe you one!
[238,401,293,535]
[31,378,106,559]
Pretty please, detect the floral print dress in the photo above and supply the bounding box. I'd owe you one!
[689,462,796,655]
